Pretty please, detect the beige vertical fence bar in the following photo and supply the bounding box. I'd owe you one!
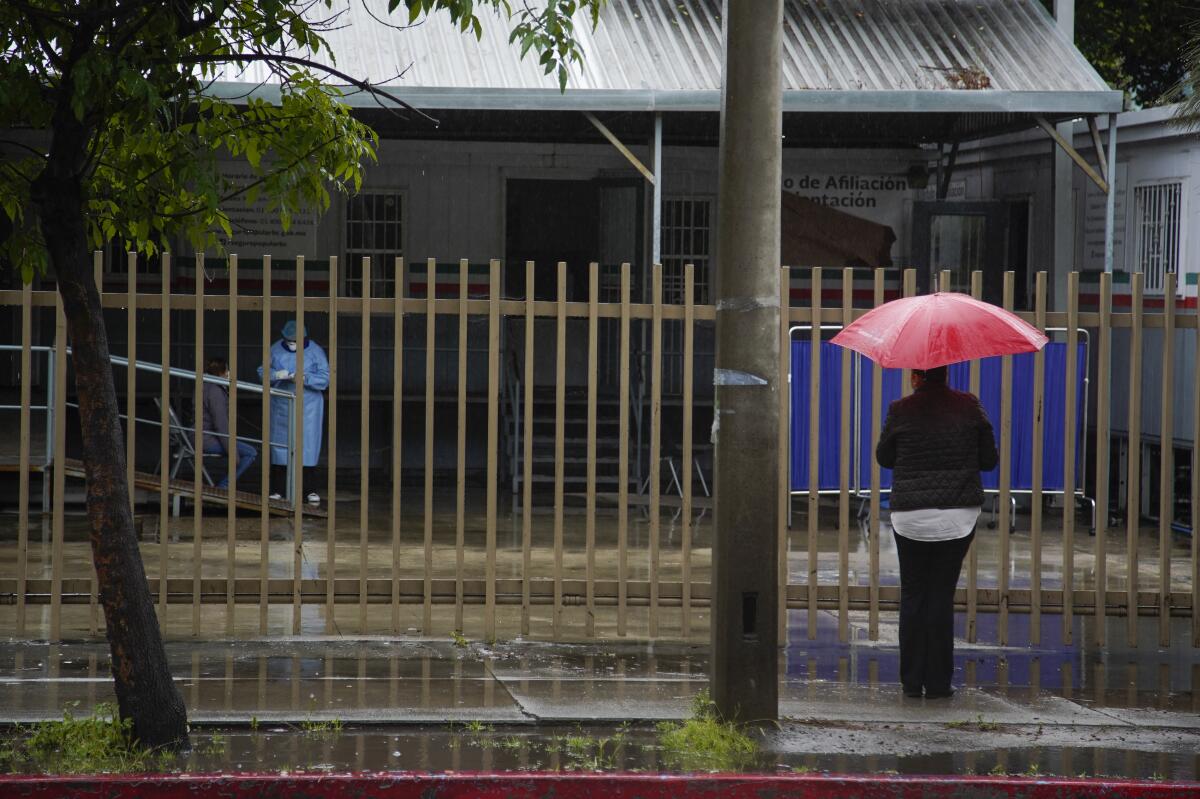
[326,257,339,632]
[585,263,599,637]
[1126,272,1144,646]
[900,270,916,399]
[553,262,566,637]
[681,263,695,639]
[868,270,883,640]
[15,280,32,633]
[1062,272,1079,644]
[160,255,171,619]
[1193,268,1200,646]
[521,261,534,636]
[777,266,790,645]
[455,260,469,633]
[50,289,66,639]
[838,268,853,642]
[423,259,436,633]
[192,252,205,637]
[90,253,103,633]
[617,263,631,637]
[807,266,822,640]
[360,258,373,632]
[967,271,983,642]
[292,255,306,636]
[1093,272,1112,648]
[1029,272,1047,646]
[391,257,405,634]
[649,263,663,638]
[126,252,137,537]
[92,253,104,635]
[1157,272,1176,647]
[484,259,500,641]
[997,271,1014,645]
[259,255,272,634]
[226,255,239,635]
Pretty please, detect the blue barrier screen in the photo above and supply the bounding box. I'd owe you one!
[790,341,855,492]
[793,340,1087,495]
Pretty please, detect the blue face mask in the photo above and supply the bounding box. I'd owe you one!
[283,340,298,352]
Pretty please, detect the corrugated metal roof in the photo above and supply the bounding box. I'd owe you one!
[215,0,1122,114]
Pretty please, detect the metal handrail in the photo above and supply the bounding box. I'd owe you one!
[0,344,298,503]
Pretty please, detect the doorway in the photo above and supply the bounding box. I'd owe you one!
[912,201,1010,303]
[505,179,599,300]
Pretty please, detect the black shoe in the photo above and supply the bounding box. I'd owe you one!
[903,688,923,698]
[925,688,955,699]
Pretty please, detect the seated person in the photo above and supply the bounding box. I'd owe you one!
[202,356,257,490]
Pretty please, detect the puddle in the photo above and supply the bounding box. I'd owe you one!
[3,724,1196,780]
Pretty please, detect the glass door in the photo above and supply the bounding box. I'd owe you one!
[912,201,1008,302]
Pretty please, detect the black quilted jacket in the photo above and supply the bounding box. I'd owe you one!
[876,383,999,512]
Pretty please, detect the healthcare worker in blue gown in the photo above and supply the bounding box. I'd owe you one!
[258,319,330,505]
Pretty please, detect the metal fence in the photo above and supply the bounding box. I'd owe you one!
[0,254,1197,650]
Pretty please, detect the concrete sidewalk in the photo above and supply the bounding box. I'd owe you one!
[1,624,1198,779]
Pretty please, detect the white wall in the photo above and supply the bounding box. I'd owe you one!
[960,106,1200,449]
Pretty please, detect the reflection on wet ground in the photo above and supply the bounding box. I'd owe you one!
[11,724,1180,781]
[2,489,1198,779]
[0,632,1197,779]
[1,490,1192,641]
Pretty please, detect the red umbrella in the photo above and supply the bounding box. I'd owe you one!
[830,292,1048,370]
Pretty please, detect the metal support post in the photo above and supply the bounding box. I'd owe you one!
[1103,114,1118,273]
[1052,0,1076,307]
[711,0,782,724]
[651,112,663,266]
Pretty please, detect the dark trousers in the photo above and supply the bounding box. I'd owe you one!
[894,529,974,696]
[271,465,314,496]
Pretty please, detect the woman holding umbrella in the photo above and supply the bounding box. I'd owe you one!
[833,291,1046,700]
[875,365,996,699]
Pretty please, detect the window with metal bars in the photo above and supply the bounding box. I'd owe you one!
[1132,182,1182,294]
[661,197,712,304]
[103,242,159,276]
[344,191,404,297]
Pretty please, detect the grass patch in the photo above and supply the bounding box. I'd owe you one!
[298,718,343,737]
[655,690,759,773]
[545,724,631,771]
[0,704,173,774]
[450,630,469,648]
[946,714,1000,732]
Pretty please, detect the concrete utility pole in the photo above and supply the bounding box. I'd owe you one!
[711,0,783,724]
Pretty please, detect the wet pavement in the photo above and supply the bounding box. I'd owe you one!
[1,490,1192,642]
[0,620,1198,779]
[2,491,1198,778]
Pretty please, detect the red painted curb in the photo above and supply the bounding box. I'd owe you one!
[0,773,1196,798]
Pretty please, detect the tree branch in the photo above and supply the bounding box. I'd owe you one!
[173,1,229,39]
[0,138,49,160]
[171,52,438,125]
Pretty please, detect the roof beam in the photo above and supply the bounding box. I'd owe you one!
[207,82,1125,116]
[583,111,655,184]
[1035,115,1107,194]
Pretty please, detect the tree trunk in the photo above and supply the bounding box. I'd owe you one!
[32,153,189,751]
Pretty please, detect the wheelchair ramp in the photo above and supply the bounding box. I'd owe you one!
[61,458,327,518]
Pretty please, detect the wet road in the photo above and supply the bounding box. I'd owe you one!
[0,633,1197,779]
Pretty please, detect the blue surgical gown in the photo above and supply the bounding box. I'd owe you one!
[257,339,330,466]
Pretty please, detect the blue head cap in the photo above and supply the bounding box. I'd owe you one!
[281,320,306,341]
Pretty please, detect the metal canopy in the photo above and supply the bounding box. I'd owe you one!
[214,0,1122,117]
[322,107,1094,151]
